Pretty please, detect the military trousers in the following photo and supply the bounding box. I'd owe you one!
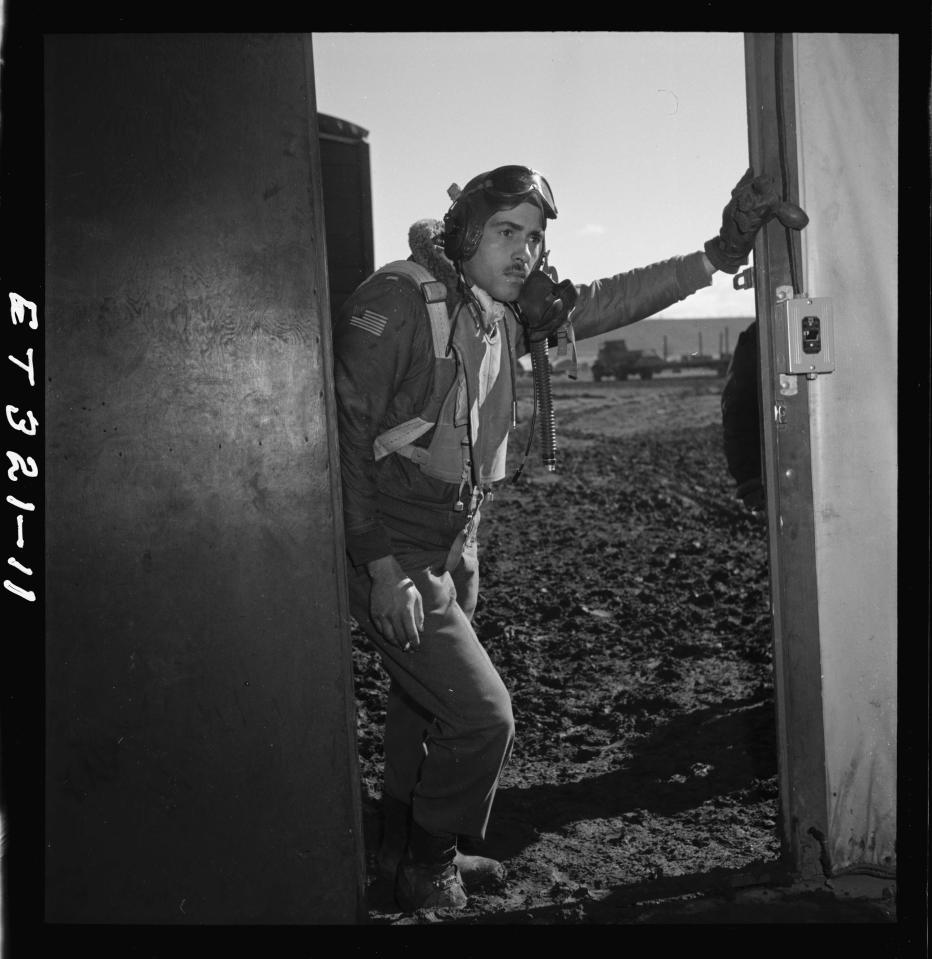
[347,539,515,840]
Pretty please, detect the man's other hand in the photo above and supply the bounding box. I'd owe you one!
[366,555,425,651]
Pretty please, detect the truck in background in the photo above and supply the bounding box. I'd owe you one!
[591,340,668,380]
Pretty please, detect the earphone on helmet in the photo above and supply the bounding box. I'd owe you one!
[442,166,557,264]
[442,166,575,333]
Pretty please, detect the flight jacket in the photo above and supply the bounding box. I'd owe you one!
[332,219,712,569]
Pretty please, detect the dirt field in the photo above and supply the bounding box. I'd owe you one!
[350,375,897,927]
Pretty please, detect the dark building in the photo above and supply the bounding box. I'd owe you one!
[318,113,374,318]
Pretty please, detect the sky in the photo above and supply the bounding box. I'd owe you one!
[311,31,755,320]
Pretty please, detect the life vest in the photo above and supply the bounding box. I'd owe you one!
[369,260,517,487]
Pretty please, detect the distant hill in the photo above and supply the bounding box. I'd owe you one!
[574,316,755,363]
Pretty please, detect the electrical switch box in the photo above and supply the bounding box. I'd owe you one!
[774,296,835,376]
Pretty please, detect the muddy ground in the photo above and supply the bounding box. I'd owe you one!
[350,374,897,928]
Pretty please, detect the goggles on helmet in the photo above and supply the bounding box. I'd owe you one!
[459,165,558,219]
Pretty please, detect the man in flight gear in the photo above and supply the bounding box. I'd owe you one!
[332,165,807,912]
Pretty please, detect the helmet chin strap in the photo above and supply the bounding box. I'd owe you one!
[454,266,492,333]
[469,284,505,334]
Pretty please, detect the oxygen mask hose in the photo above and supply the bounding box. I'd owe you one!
[530,339,557,471]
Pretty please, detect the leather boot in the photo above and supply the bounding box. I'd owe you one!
[395,822,467,912]
[377,796,506,889]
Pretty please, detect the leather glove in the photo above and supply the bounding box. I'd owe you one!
[704,168,810,274]
[517,267,578,344]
